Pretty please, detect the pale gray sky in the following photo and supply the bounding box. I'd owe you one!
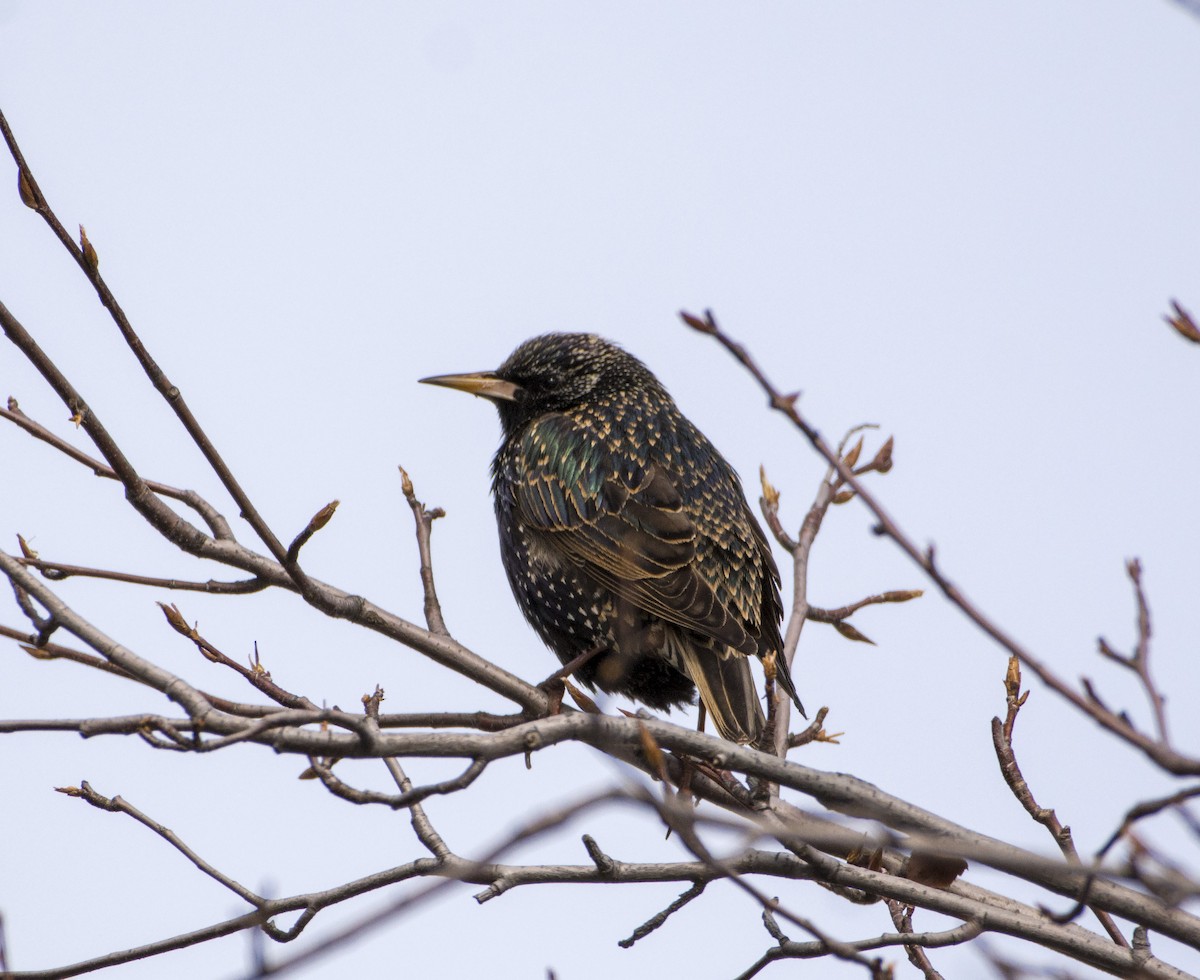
[2,3,1199,978]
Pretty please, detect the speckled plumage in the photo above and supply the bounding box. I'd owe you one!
[422,333,802,743]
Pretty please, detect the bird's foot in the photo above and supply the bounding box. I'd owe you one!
[536,642,606,690]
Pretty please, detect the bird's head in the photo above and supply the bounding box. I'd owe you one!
[420,332,663,435]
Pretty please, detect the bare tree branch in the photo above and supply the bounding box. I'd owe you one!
[2,96,1197,978]
[991,656,1128,945]
[681,308,1200,777]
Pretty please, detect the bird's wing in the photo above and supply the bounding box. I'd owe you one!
[512,415,756,655]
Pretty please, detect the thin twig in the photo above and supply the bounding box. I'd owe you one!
[398,466,449,636]
[786,706,841,749]
[306,755,487,810]
[737,919,983,980]
[0,108,316,595]
[885,900,949,980]
[617,881,706,948]
[381,755,453,859]
[807,589,923,623]
[1,399,234,539]
[59,782,263,905]
[18,556,266,594]
[156,602,317,711]
[752,403,905,760]
[1097,560,1169,745]
[681,309,1200,777]
[285,501,340,565]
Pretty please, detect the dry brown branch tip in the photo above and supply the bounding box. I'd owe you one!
[362,685,385,719]
[79,224,99,270]
[833,621,876,645]
[786,707,841,748]
[1165,299,1200,344]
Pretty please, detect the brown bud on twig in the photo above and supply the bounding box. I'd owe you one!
[637,722,671,785]
[759,465,779,510]
[678,310,716,335]
[869,435,894,473]
[299,757,340,781]
[309,500,339,532]
[17,169,37,209]
[833,621,876,645]
[842,435,864,469]
[157,601,193,638]
[16,533,38,560]
[563,678,600,714]
[79,225,99,271]
[772,391,801,412]
[1004,655,1028,707]
[831,489,855,505]
[1165,300,1200,344]
[879,589,922,604]
[286,500,340,563]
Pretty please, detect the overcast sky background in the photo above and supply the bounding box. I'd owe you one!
[2,3,1199,978]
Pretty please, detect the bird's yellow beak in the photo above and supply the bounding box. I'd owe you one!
[419,372,522,403]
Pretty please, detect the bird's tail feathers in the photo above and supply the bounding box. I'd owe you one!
[674,642,765,744]
[771,654,806,719]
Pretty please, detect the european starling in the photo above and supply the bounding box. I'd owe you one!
[421,333,803,743]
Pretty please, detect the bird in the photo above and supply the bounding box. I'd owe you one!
[421,332,803,743]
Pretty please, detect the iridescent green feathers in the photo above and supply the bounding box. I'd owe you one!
[509,412,767,661]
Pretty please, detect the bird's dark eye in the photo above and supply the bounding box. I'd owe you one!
[519,371,561,397]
